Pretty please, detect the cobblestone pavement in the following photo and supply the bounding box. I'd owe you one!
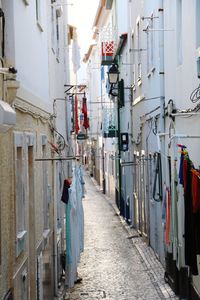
[63,175,178,300]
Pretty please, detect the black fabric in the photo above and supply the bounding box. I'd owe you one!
[61,179,70,204]
[184,158,198,275]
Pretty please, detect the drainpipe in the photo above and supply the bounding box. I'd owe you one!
[101,69,106,194]
[51,107,58,297]
[117,81,122,215]
[158,0,165,261]
[158,1,165,136]
[53,158,58,297]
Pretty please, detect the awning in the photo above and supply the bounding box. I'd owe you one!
[113,33,128,59]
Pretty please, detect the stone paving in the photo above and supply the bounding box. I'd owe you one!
[63,175,178,300]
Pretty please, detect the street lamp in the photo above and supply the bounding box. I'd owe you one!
[107,63,120,97]
[107,63,120,85]
[107,63,123,215]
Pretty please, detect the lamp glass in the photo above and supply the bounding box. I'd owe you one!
[108,64,119,84]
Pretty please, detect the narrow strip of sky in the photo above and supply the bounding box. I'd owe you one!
[68,0,99,57]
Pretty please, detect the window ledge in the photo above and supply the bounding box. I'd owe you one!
[147,72,151,78]
[37,21,44,32]
[17,230,27,240]
[43,229,50,239]
[137,78,142,86]
[133,94,145,106]
[132,84,136,92]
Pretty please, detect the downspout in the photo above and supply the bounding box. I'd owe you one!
[101,68,106,194]
[158,0,165,261]
[51,106,58,297]
[158,1,165,136]
[117,90,122,214]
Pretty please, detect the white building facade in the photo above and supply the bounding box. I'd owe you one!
[86,0,200,299]
[0,1,71,299]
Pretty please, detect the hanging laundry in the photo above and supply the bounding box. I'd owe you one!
[165,187,171,246]
[80,112,84,126]
[178,147,186,186]
[65,165,85,288]
[71,28,80,74]
[191,169,200,262]
[182,154,198,275]
[171,160,179,262]
[191,169,200,213]
[74,95,79,134]
[82,96,90,129]
[61,178,72,204]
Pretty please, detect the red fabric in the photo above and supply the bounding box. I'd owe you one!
[183,158,188,193]
[165,188,171,246]
[82,97,90,129]
[74,95,79,134]
[65,178,72,187]
[82,97,87,114]
[191,169,200,213]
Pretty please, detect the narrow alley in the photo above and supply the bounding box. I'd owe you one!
[1,1,200,299]
[64,174,178,300]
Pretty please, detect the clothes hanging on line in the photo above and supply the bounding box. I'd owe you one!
[61,178,72,204]
[163,146,200,274]
[63,165,85,288]
[178,149,200,275]
[191,169,200,213]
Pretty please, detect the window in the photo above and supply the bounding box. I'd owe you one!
[16,147,25,233]
[138,63,142,79]
[14,141,26,256]
[136,20,142,81]
[42,145,49,230]
[0,8,4,57]
[14,132,26,256]
[146,27,150,74]
[36,0,43,31]
[147,15,155,74]
[56,14,60,59]
[105,153,107,173]
[196,0,200,48]
[111,154,114,176]
[133,63,136,83]
[177,0,183,65]
[150,17,155,69]
[51,5,56,52]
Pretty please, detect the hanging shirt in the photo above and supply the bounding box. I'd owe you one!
[61,179,71,204]
[191,169,200,213]
[165,187,171,246]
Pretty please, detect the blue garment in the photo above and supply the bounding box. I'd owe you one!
[65,165,85,287]
[179,150,184,186]
[66,192,72,264]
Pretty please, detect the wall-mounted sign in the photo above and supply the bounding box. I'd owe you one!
[120,132,129,151]
[77,133,88,140]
